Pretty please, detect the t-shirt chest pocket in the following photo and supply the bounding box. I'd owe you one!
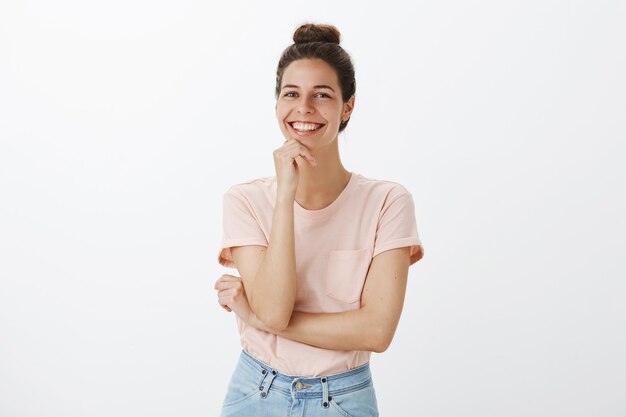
[325,248,372,304]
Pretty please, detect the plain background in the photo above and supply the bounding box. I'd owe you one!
[1,1,625,416]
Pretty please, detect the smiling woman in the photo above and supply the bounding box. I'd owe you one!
[214,22,424,417]
[275,64,352,153]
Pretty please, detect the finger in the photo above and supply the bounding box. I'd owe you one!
[215,281,230,291]
[214,276,226,289]
[218,294,234,309]
[218,288,237,298]
[218,290,232,300]
[293,142,317,166]
[218,274,241,282]
[277,140,316,166]
[214,275,241,289]
[301,149,317,166]
[215,280,243,292]
[287,141,317,166]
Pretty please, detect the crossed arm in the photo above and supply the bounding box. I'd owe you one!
[226,245,412,353]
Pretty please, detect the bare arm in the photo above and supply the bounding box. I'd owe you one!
[249,246,412,352]
[230,195,297,331]
[228,138,317,331]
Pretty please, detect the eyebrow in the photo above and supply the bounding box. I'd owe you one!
[282,84,336,93]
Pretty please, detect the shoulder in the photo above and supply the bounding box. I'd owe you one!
[223,175,277,203]
[354,172,413,201]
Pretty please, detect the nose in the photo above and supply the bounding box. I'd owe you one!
[297,96,314,114]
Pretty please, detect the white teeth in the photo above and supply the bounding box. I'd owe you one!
[291,122,322,131]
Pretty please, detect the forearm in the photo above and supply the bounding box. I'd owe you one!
[250,196,297,330]
[251,307,385,352]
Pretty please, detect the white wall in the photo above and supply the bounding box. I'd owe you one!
[1,1,624,416]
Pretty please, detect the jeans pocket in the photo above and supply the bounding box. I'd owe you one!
[221,360,264,408]
[325,248,372,304]
[330,383,379,417]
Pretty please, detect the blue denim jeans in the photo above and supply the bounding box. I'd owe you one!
[220,349,379,417]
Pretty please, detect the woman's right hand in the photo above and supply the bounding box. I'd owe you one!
[273,138,317,198]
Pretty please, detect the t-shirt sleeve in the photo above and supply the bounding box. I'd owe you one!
[372,190,424,266]
[217,188,268,269]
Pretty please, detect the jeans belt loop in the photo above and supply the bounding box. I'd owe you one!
[321,376,330,408]
[260,369,277,399]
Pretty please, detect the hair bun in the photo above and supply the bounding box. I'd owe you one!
[293,23,341,45]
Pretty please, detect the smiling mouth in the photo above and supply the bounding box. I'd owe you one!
[288,122,325,133]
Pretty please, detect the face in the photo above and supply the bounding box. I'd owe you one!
[276,58,354,151]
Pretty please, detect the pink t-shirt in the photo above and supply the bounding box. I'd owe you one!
[216,171,424,377]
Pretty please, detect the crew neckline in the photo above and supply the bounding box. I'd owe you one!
[292,171,358,221]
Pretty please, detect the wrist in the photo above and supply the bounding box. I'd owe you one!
[275,190,295,205]
[276,198,294,209]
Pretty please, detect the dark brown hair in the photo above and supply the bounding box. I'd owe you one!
[275,23,356,133]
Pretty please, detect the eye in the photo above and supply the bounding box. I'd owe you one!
[282,91,331,98]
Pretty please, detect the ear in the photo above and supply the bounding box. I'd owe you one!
[342,95,355,121]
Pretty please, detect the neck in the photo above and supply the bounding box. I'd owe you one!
[293,138,351,210]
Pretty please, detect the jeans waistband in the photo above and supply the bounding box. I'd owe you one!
[239,349,373,400]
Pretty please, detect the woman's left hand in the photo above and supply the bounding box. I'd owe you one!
[214,274,256,325]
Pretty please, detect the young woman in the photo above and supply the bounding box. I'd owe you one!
[214,22,424,417]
